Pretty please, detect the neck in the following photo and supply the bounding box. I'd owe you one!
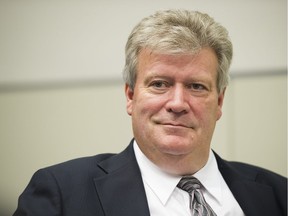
[147,149,210,176]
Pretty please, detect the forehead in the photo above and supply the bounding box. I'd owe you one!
[137,48,219,79]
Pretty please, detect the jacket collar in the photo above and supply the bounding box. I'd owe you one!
[93,141,150,216]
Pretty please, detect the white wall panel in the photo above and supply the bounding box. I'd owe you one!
[0,0,286,85]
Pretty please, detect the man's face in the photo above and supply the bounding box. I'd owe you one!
[125,48,225,174]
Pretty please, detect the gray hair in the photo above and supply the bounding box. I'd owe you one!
[123,9,233,93]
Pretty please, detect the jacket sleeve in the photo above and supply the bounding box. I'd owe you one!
[13,169,62,216]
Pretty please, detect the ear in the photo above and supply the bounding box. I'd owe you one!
[216,88,226,121]
[125,84,134,116]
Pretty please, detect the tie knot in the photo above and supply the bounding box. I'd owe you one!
[177,176,202,193]
[177,176,217,215]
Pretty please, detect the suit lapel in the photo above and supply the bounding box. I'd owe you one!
[93,143,150,216]
[215,152,282,216]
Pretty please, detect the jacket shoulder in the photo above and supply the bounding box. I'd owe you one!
[42,153,117,177]
[228,160,287,183]
[14,153,118,216]
[215,152,286,182]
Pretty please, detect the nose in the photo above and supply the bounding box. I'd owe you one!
[166,85,189,114]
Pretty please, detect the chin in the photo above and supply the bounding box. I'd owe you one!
[156,138,194,156]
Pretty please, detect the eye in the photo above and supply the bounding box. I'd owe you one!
[150,80,169,89]
[189,83,207,91]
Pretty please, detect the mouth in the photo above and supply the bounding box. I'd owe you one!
[155,121,193,129]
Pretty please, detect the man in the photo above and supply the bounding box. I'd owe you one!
[14,9,287,216]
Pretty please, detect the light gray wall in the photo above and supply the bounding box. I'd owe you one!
[0,0,286,214]
[0,0,286,85]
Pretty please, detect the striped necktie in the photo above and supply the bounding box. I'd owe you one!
[177,176,217,216]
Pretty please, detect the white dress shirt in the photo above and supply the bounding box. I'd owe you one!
[133,141,245,216]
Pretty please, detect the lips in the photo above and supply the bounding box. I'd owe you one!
[162,123,189,128]
[154,120,194,129]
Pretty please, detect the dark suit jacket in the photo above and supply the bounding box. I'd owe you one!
[14,141,287,216]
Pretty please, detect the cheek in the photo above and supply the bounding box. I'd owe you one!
[192,99,220,124]
[137,95,164,114]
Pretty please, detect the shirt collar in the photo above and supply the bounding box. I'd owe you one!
[193,149,223,205]
[133,141,222,205]
[133,141,181,205]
